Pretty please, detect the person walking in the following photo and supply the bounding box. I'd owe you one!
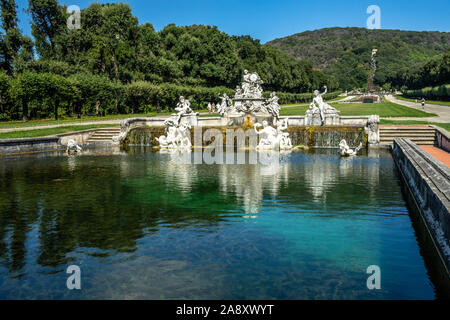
[421,98,425,110]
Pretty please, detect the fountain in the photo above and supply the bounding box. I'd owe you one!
[117,70,380,150]
[220,70,279,126]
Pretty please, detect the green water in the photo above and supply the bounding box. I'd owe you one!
[0,147,440,299]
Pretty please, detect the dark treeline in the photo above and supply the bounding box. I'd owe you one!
[0,0,338,121]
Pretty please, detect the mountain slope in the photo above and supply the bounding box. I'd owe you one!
[266,27,450,90]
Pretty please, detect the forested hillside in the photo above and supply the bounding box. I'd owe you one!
[267,27,450,90]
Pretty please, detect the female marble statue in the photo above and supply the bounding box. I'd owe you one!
[254,121,279,150]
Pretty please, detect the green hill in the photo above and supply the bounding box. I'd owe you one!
[266,27,450,90]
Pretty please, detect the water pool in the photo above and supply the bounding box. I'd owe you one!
[0,148,440,299]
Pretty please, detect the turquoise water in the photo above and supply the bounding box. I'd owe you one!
[0,148,438,299]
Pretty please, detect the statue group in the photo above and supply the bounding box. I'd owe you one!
[156,120,192,150]
[218,70,282,120]
[254,118,292,150]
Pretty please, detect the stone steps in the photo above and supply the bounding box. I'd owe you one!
[86,127,121,144]
[380,127,436,146]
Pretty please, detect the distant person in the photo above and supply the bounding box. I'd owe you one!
[421,98,425,109]
[207,102,212,113]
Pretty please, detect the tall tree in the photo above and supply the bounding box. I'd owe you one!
[28,0,66,59]
[0,0,23,74]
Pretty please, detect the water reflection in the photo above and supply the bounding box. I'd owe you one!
[0,147,438,299]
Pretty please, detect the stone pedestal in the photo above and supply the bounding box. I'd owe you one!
[179,113,199,126]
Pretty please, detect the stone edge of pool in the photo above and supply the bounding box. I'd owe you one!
[393,135,450,277]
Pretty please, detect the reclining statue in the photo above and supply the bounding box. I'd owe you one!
[339,140,363,157]
[311,86,339,125]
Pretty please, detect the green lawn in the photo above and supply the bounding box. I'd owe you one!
[380,119,450,132]
[0,124,118,139]
[280,101,437,117]
[0,111,177,129]
[394,95,450,107]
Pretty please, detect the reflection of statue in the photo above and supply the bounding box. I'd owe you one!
[339,140,362,157]
[276,118,292,150]
[175,96,192,125]
[254,121,278,150]
[311,86,339,125]
[67,139,82,154]
[265,92,281,120]
[218,93,233,117]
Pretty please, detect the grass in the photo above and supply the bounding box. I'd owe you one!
[380,119,450,132]
[0,111,177,129]
[0,124,118,139]
[394,95,450,107]
[280,101,437,117]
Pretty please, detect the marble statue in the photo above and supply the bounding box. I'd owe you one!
[305,86,340,126]
[175,96,192,125]
[67,139,82,153]
[156,122,192,150]
[276,118,293,150]
[218,93,233,117]
[255,121,279,150]
[366,115,380,145]
[265,92,281,120]
[339,140,363,157]
[241,69,264,98]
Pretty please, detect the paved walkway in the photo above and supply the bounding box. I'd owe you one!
[420,146,450,167]
[384,95,450,123]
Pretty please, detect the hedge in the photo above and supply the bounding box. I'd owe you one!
[404,84,450,100]
[0,72,342,121]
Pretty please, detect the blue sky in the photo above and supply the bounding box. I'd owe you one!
[12,0,450,43]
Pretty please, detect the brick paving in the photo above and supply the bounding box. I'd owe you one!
[420,146,450,167]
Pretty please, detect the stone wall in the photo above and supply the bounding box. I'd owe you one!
[393,138,450,274]
[0,129,97,156]
[434,126,450,153]
[0,137,62,155]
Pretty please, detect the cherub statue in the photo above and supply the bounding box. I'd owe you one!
[218,93,232,117]
[175,96,192,125]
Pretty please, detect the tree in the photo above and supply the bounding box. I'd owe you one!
[0,0,24,74]
[28,0,66,59]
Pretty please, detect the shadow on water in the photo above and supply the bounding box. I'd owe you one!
[393,156,450,299]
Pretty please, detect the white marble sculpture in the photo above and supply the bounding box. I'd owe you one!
[276,118,293,150]
[217,93,233,117]
[265,92,281,120]
[174,96,192,125]
[306,86,340,126]
[67,139,82,153]
[156,122,192,150]
[241,69,264,98]
[339,140,363,157]
[255,121,279,150]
